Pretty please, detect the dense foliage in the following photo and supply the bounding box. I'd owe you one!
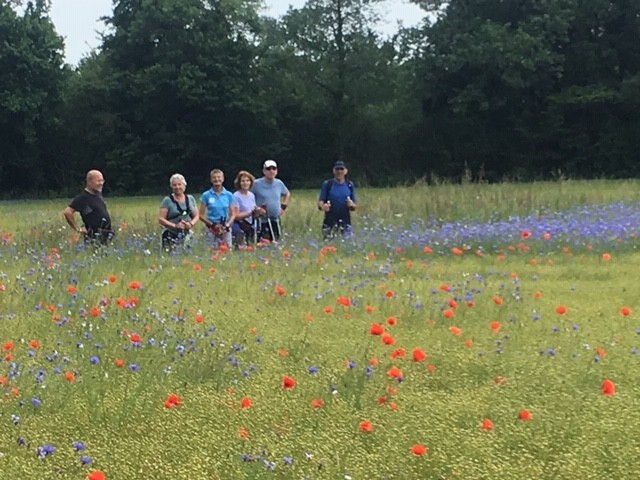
[1,0,639,194]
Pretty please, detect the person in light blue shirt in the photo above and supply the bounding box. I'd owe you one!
[199,169,238,247]
[251,159,290,241]
[318,160,357,239]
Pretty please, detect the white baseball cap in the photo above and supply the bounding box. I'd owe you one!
[263,160,278,169]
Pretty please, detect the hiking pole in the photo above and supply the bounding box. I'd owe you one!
[252,217,258,245]
[275,218,282,239]
[267,217,275,242]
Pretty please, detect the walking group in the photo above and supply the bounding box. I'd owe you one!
[63,160,357,249]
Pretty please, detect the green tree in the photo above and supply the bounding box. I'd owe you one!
[95,0,280,192]
[0,0,69,193]
[259,0,419,184]
[412,0,640,180]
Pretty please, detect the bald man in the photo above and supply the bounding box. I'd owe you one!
[64,170,114,244]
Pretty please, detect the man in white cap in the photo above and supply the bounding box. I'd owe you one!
[251,159,290,241]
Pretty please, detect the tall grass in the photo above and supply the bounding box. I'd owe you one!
[0,181,639,478]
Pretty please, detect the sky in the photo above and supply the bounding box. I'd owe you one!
[48,0,427,65]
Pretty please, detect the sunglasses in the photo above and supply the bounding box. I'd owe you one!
[265,166,277,171]
[334,167,345,170]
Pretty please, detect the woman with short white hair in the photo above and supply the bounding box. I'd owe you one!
[159,173,199,249]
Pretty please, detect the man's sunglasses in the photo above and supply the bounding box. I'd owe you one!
[334,167,345,171]
[265,166,277,171]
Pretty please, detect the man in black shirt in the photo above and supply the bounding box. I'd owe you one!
[64,170,113,244]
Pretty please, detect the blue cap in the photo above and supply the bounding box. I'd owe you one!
[333,161,346,169]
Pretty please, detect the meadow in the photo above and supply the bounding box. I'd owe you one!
[1,180,640,479]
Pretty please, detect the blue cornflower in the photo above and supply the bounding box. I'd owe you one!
[36,443,55,459]
[72,441,86,451]
[89,356,100,364]
[308,365,319,374]
[129,363,140,372]
[31,397,41,407]
[80,455,92,465]
[283,456,293,465]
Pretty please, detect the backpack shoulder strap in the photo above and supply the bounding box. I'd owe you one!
[320,179,333,201]
[170,194,187,216]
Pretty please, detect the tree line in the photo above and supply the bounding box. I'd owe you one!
[2,0,639,196]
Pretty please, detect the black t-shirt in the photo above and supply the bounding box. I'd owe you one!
[69,190,111,231]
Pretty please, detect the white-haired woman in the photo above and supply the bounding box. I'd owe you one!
[159,173,199,249]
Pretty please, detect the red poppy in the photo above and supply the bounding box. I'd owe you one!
[377,395,387,405]
[323,306,333,314]
[518,409,532,421]
[282,375,296,389]
[67,285,77,294]
[359,420,374,432]
[448,298,458,309]
[275,285,286,296]
[443,309,454,319]
[127,281,141,290]
[385,290,395,298]
[602,252,611,261]
[620,306,631,316]
[555,305,567,315]
[449,326,462,336]
[381,333,395,345]
[337,296,351,307]
[241,396,252,409]
[366,305,375,313]
[386,316,397,326]
[601,378,615,396]
[389,401,397,410]
[311,398,324,409]
[114,358,125,368]
[493,296,503,305]
[490,321,501,332]
[87,471,106,480]
[164,393,182,408]
[130,333,141,343]
[423,246,432,254]
[387,365,403,379]
[464,339,474,347]
[412,347,427,362]
[451,247,463,255]
[90,306,100,317]
[196,313,204,323]
[411,444,427,455]
[439,283,451,292]
[520,230,531,239]
[481,418,494,430]
[64,370,75,382]
[370,323,384,335]
[29,339,40,349]
[390,348,406,359]
[534,291,542,298]
[2,341,14,351]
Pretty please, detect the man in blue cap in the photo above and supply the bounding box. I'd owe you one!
[318,160,357,239]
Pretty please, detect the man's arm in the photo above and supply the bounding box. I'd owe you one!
[318,181,330,211]
[198,202,211,227]
[63,206,82,232]
[280,189,291,215]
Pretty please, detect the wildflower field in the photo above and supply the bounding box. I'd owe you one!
[1,180,640,479]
